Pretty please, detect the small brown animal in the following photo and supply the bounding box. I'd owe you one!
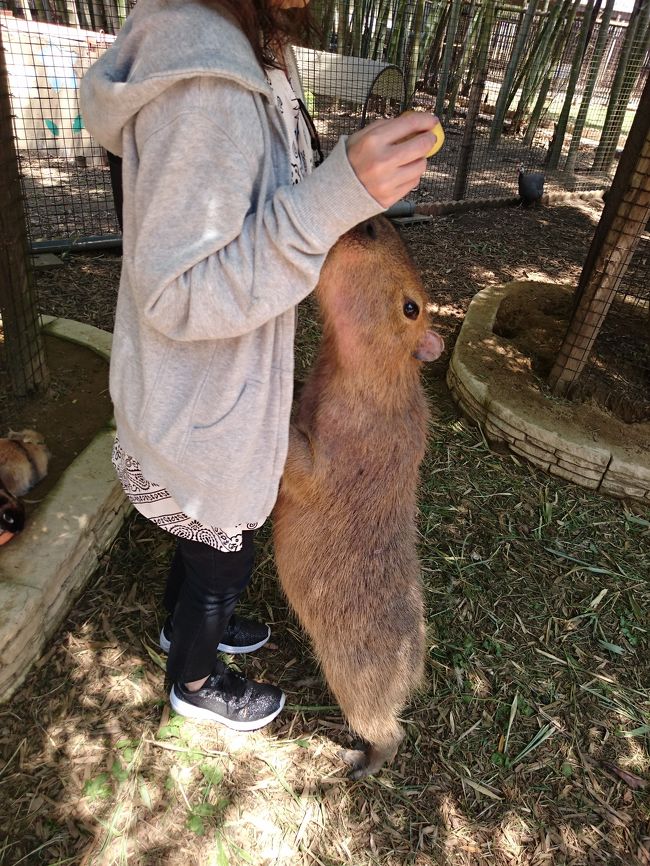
[0,429,50,497]
[273,216,444,779]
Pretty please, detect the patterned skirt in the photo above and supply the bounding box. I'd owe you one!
[112,437,259,552]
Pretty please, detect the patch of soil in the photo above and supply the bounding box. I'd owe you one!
[495,283,650,424]
[0,334,112,510]
[494,282,573,377]
[401,200,604,379]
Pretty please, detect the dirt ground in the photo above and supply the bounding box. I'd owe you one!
[0,335,112,508]
[1,201,649,866]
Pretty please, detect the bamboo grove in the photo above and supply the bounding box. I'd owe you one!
[308,0,649,175]
[3,0,650,173]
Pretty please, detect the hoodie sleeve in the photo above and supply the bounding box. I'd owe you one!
[127,85,383,342]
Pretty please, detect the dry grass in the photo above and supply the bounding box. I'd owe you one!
[1,202,648,866]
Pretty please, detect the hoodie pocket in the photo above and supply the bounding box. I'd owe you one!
[179,379,265,481]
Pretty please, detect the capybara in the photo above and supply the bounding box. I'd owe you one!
[273,216,444,779]
[0,429,49,497]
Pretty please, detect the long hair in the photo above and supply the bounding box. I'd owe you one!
[199,1,317,69]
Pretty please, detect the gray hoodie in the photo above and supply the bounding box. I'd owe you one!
[80,0,383,526]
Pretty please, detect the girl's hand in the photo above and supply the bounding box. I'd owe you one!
[346,113,439,209]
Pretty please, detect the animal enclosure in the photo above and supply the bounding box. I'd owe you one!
[1,0,648,246]
[0,0,649,421]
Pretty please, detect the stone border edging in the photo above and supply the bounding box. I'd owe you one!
[0,317,130,703]
[446,281,650,503]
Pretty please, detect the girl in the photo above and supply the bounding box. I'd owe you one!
[80,0,438,731]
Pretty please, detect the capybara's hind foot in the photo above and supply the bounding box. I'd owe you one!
[340,746,369,780]
[339,741,401,781]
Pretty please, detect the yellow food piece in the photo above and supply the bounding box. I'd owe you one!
[427,119,445,157]
[400,111,445,157]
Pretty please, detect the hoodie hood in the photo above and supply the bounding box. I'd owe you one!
[80,0,272,155]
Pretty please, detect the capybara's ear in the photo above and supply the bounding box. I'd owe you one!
[413,330,444,362]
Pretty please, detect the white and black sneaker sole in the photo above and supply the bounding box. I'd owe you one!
[169,686,286,732]
[159,625,271,656]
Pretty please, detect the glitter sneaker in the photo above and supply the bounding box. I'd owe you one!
[170,663,285,731]
[159,614,271,655]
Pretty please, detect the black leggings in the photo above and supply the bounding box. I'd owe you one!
[163,531,256,683]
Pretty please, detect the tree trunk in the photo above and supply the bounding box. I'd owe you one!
[549,71,650,396]
[0,29,49,397]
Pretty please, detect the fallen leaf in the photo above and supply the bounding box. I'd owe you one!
[602,762,648,790]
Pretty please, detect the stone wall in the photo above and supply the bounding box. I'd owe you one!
[447,281,650,504]
[0,318,129,703]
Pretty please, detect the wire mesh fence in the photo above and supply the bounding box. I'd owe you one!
[1,0,648,242]
[0,13,118,245]
[0,20,48,397]
[548,70,650,423]
[294,45,406,150]
[580,241,650,423]
[0,0,648,418]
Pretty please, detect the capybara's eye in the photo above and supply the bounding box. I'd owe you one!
[364,221,377,239]
[403,300,420,319]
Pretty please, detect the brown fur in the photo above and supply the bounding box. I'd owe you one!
[273,216,443,779]
[0,429,50,497]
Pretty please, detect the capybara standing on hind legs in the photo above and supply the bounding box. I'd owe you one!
[273,216,444,779]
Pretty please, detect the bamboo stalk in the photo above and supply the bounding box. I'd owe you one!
[489,0,540,147]
[407,0,426,101]
[422,5,450,91]
[372,0,392,60]
[337,0,350,55]
[454,0,496,199]
[446,1,480,118]
[522,0,580,147]
[349,0,363,55]
[436,0,463,117]
[592,0,650,172]
[64,0,80,26]
[507,5,556,120]
[564,0,616,173]
[547,0,598,169]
